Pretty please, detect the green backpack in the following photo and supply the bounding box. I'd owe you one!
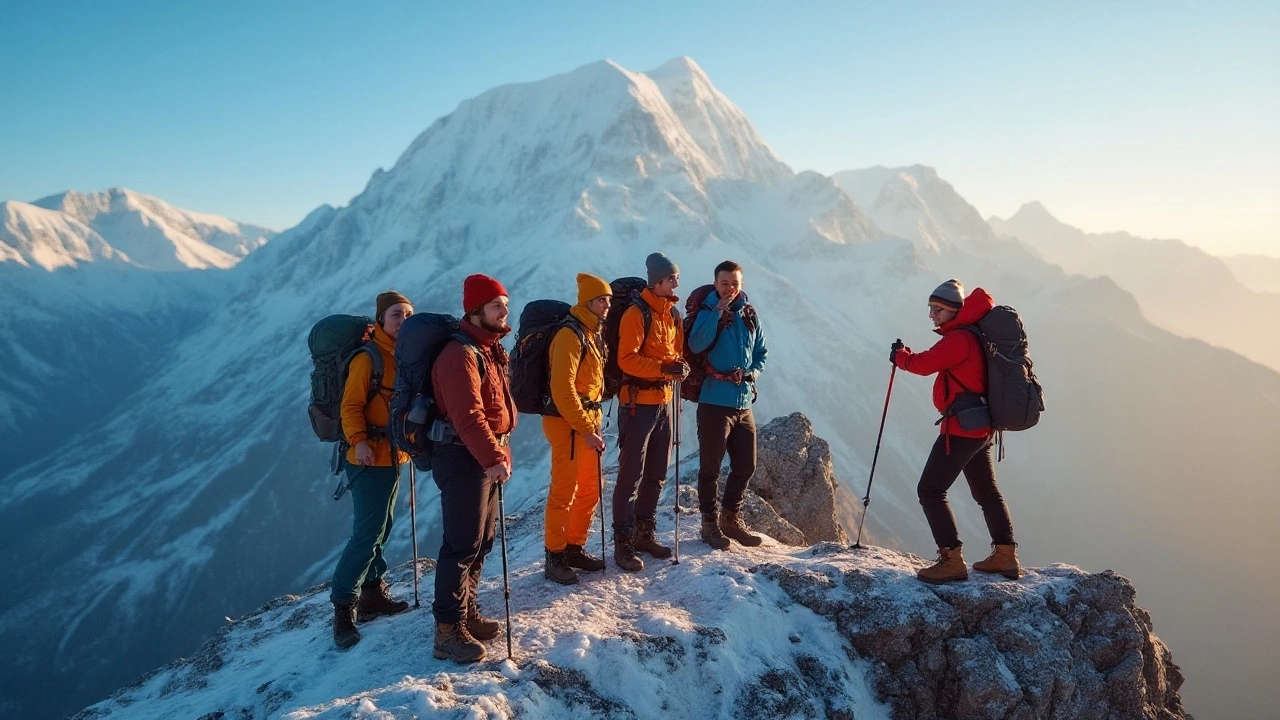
[307,314,383,444]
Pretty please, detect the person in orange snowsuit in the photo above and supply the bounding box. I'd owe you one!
[541,273,613,585]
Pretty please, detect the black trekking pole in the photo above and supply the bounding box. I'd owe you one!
[672,381,681,565]
[853,344,899,550]
[408,461,420,608]
[497,479,514,660]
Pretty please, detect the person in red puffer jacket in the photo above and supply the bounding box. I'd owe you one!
[892,279,1019,585]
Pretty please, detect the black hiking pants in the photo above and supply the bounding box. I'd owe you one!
[612,402,671,530]
[431,443,500,625]
[696,404,756,516]
[917,434,1015,549]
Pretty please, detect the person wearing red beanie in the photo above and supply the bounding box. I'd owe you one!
[428,274,517,663]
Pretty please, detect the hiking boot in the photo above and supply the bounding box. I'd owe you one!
[544,549,580,585]
[917,546,968,584]
[564,543,606,572]
[634,518,673,559]
[719,510,763,547]
[357,579,409,622]
[465,599,503,642]
[613,528,645,572]
[700,512,731,551]
[433,622,486,663]
[332,600,360,649]
[972,543,1021,579]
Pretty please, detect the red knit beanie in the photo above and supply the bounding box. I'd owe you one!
[463,274,508,314]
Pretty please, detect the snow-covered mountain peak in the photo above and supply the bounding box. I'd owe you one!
[1004,200,1062,226]
[30,187,274,271]
[0,200,125,270]
[832,165,995,253]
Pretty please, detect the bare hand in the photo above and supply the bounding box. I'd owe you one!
[354,440,375,465]
[585,432,606,453]
[485,463,511,484]
[727,368,745,384]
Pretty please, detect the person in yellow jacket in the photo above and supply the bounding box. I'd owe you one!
[542,273,613,585]
[613,252,689,571]
[330,291,413,650]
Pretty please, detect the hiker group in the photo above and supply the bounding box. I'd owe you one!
[307,253,1042,662]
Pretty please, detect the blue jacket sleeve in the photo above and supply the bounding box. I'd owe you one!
[748,319,767,377]
[688,306,720,354]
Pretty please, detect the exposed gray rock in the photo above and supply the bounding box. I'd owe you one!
[752,412,848,545]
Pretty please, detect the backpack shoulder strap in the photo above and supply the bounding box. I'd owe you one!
[562,317,589,363]
[347,343,384,405]
[452,332,487,380]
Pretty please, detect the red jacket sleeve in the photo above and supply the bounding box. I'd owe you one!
[895,332,970,377]
[433,343,508,469]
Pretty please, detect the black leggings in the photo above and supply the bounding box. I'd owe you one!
[917,434,1014,549]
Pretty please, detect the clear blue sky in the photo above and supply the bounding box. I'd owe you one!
[2,1,1277,256]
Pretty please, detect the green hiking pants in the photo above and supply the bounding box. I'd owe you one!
[330,463,401,604]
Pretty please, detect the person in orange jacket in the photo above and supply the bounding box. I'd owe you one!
[612,252,689,571]
[542,273,613,585]
[330,291,414,649]
[891,279,1019,584]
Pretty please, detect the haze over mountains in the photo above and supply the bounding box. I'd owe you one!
[0,58,1274,720]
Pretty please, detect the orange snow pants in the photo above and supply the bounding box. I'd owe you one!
[541,415,602,552]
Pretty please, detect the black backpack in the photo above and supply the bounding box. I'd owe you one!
[680,285,757,403]
[510,300,588,416]
[602,277,680,401]
[389,313,485,471]
[307,314,382,443]
[958,305,1044,432]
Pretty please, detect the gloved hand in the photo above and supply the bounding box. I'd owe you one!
[743,371,755,383]
[727,368,745,384]
[890,339,906,365]
[662,360,691,380]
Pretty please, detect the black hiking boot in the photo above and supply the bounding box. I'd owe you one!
[357,579,410,622]
[465,599,503,641]
[634,518,673,559]
[433,621,486,663]
[700,512,731,551]
[564,543,606,572]
[613,528,645,572]
[545,549,581,585]
[333,599,361,649]
[719,510,763,547]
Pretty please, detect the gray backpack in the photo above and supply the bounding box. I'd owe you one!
[959,306,1044,432]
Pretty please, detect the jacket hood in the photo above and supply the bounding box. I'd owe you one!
[570,303,602,332]
[641,287,679,314]
[935,287,994,335]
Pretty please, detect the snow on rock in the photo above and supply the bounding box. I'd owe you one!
[75,540,1189,720]
[0,200,125,270]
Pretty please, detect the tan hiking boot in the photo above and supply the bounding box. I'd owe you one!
[719,511,763,547]
[433,622,486,663]
[972,543,1021,579]
[917,546,968,584]
[466,599,503,642]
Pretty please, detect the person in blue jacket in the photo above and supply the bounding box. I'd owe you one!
[687,260,768,549]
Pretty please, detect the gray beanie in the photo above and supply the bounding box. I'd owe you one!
[929,279,965,310]
[645,252,680,285]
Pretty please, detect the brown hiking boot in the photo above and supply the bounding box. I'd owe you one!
[433,622,486,663]
[357,579,409,622]
[544,549,581,586]
[564,543,606,572]
[700,513,730,550]
[719,511,763,547]
[614,528,645,572]
[917,546,968,584]
[332,600,360,649]
[465,599,503,642]
[634,518,672,559]
[972,543,1021,579]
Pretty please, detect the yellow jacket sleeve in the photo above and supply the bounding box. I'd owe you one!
[549,326,594,435]
[618,305,666,380]
[340,351,373,445]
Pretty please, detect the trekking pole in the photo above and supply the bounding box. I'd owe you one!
[497,479,514,660]
[408,461,420,608]
[853,346,899,550]
[672,381,681,565]
[596,449,607,574]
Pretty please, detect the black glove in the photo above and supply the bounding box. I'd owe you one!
[890,339,906,365]
[662,360,690,380]
[743,371,756,383]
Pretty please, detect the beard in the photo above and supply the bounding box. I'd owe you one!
[479,316,511,334]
